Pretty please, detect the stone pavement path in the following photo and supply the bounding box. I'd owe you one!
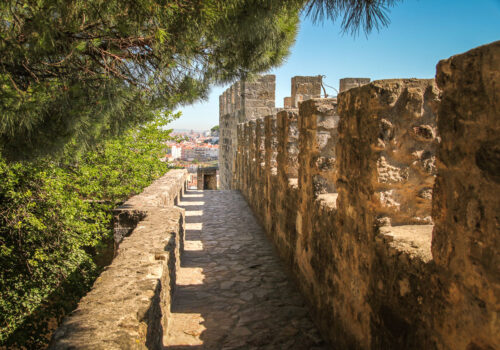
[164,190,329,349]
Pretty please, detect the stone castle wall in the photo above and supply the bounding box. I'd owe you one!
[219,75,323,189]
[50,170,188,349]
[228,42,499,349]
[219,76,276,190]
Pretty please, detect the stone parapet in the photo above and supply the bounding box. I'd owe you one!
[298,98,339,197]
[284,96,292,109]
[219,75,327,189]
[50,170,188,349]
[219,75,275,189]
[231,42,499,350]
[339,77,371,93]
[113,170,187,248]
[291,75,323,108]
[264,115,278,234]
[296,97,339,274]
[431,41,500,350]
[338,79,439,226]
[276,109,299,180]
[264,115,278,174]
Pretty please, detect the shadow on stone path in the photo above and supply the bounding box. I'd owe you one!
[164,190,329,349]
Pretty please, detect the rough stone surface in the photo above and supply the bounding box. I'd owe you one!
[291,76,323,108]
[48,41,500,349]
[295,98,340,309]
[219,75,325,190]
[229,45,499,349]
[219,76,275,190]
[284,96,292,109]
[197,167,217,190]
[50,170,188,350]
[274,110,300,266]
[298,98,339,197]
[378,225,433,262]
[339,78,371,93]
[431,40,500,350]
[263,115,278,235]
[277,109,300,180]
[113,170,187,249]
[338,79,440,226]
[164,190,328,349]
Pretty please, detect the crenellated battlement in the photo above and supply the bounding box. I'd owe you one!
[219,75,326,190]
[51,41,499,350]
[224,41,500,349]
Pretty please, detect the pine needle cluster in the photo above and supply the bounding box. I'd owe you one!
[0,0,303,160]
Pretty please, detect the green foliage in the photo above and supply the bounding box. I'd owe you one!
[0,0,400,346]
[304,0,401,35]
[0,0,398,160]
[0,0,303,160]
[0,111,178,347]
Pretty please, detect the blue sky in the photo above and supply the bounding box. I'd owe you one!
[170,0,500,131]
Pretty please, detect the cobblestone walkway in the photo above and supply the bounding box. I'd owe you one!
[164,190,328,349]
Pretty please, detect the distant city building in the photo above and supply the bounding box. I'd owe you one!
[170,145,182,159]
[166,133,219,162]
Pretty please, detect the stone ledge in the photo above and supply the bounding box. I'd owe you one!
[113,170,187,248]
[316,193,338,211]
[50,171,187,349]
[377,225,433,263]
[117,169,187,211]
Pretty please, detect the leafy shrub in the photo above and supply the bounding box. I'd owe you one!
[0,111,178,347]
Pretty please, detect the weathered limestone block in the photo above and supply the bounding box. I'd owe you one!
[253,118,266,219]
[339,77,371,93]
[242,122,251,194]
[371,228,441,349]
[219,110,231,189]
[294,98,339,332]
[338,79,440,226]
[291,76,322,108]
[197,167,217,190]
[248,120,256,164]
[264,115,278,173]
[284,96,292,109]
[334,80,438,347]
[277,110,300,180]
[273,109,300,264]
[240,122,248,191]
[113,170,188,250]
[247,120,258,204]
[432,41,500,350]
[118,170,187,210]
[51,171,188,349]
[255,118,266,170]
[298,98,339,197]
[241,75,276,120]
[264,115,278,234]
[296,98,339,283]
[236,123,244,190]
